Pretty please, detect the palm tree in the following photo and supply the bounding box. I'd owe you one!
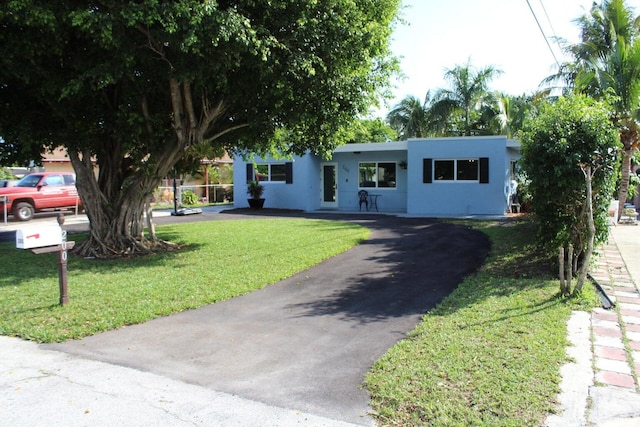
[386,94,430,140]
[497,93,538,138]
[549,0,640,218]
[429,60,503,136]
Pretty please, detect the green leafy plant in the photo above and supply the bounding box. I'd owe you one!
[0,167,16,180]
[247,180,264,199]
[181,189,199,205]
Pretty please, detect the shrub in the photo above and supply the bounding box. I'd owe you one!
[181,189,199,205]
[520,94,619,294]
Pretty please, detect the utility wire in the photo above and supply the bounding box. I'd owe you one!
[538,0,558,39]
[538,0,565,54]
[526,0,561,68]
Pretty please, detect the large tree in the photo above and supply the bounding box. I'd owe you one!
[0,1,400,257]
[548,0,640,219]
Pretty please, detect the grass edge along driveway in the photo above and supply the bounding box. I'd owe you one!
[366,219,598,427]
[0,218,369,342]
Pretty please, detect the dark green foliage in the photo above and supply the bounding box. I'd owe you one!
[348,118,397,143]
[0,1,400,256]
[548,0,640,217]
[520,94,620,256]
[246,181,264,199]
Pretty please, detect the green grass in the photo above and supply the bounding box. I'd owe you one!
[0,218,369,342]
[365,219,599,427]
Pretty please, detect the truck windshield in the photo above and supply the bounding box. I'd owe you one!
[16,175,43,188]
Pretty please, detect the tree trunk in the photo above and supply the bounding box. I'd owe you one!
[617,146,633,221]
[146,197,156,241]
[63,78,227,258]
[616,126,639,220]
[559,247,568,296]
[566,244,573,295]
[67,146,180,258]
[576,166,596,294]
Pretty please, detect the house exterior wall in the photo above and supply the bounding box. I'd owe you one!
[233,153,321,211]
[331,150,407,212]
[233,136,520,216]
[406,136,516,216]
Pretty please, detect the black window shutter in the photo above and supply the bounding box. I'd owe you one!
[285,162,293,184]
[246,163,254,183]
[479,157,489,183]
[423,158,432,183]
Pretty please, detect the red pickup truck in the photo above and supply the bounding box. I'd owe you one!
[0,172,81,221]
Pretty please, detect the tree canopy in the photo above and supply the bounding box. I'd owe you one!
[347,118,397,143]
[430,61,502,136]
[548,0,640,218]
[386,61,505,139]
[0,0,400,257]
[386,94,430,139]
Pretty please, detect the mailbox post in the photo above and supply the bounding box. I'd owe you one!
[16,213,74,306]
[57,215,70,305]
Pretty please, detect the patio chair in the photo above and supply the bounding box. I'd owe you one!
[358,190,369,211]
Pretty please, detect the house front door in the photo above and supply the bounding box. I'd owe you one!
[321,163,338,208]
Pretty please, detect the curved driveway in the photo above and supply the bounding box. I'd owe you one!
[48,212,490,425]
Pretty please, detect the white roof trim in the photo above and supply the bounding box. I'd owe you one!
[332,137,520,153]
[506,140,521,148]
[333,141,408,153]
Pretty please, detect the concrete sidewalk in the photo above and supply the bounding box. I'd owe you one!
[1,335,362,427]
[547,224,640,426]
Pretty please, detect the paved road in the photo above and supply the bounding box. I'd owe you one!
[5,210,490,425]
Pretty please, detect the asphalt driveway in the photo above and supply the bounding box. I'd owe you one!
[48,212,490,425]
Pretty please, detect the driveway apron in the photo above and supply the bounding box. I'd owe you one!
[48,215,490,425]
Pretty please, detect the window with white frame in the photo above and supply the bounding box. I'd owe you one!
[434,159,479,181]
[423,158,489,184]
[358,162,396,188]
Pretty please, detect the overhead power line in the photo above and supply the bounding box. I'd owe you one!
[525,0,560,68]
[538,0,565,55]
[538,0,558,39]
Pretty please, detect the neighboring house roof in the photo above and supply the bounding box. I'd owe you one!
[43,146,75,163]
[41,147,234,165]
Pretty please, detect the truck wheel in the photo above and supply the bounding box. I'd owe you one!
[13,202,35,221]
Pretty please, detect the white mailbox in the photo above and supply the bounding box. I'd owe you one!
[16,225,63,249]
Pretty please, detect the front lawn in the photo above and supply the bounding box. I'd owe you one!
[365,219,598,426]
[0,218,369,342]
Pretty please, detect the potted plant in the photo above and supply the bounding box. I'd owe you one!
[247,180,265,209]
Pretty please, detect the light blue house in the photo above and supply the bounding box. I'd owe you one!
[233,135,521,217]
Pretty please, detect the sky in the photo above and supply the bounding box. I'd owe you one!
[378,0,640,116]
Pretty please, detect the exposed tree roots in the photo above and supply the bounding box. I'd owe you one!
[72,237,182,259]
